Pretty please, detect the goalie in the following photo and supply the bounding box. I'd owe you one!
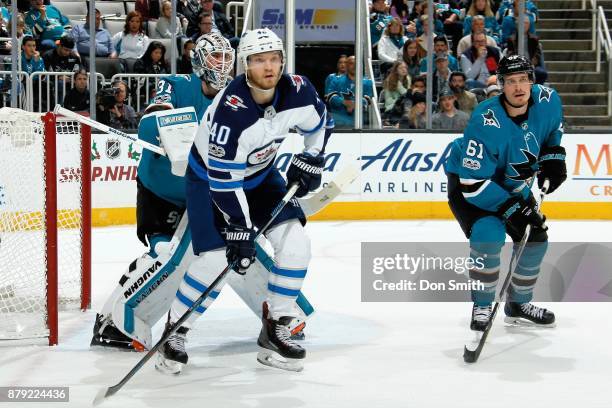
[91,32,314,352]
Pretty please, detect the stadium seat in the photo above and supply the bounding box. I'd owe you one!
[155,38,175,62]
[125,1,136,13]
[54,2,88,17]
[83,57,123,79]
[104,19,125,36]
[93,1,126,18]
[146,20,158,38]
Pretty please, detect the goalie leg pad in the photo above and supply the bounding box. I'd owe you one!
[109,215,194,349]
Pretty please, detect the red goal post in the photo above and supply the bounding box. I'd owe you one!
[0,109,91,345]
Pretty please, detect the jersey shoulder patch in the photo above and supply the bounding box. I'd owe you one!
[209,76,258,134]
[535,84,553,103]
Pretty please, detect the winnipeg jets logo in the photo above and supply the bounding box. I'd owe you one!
[507,149,538,181]
[290,75,304,93]
[538,85,552,103]
[482,109,500,128]
[225,94,247,111]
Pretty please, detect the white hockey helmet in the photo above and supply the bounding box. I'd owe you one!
[191,32,235,90]
[237,28,285,80]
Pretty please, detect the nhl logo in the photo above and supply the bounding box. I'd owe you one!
[264,106,276,120]
[106,139,121,160]
[521,122,528,130]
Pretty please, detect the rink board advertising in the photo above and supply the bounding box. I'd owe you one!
[49,132,612,226]
[361,242,612,302]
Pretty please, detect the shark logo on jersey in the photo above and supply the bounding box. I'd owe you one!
[507,149,538,181]
[225,94,247,111]
[538,85,552,103]
[290,75,304,93]
[482,109,500,128]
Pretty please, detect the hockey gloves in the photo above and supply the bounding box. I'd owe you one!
[537,145,566,194]
[498,194,547,241]
[286,153,324,198]
[223,224,256,274]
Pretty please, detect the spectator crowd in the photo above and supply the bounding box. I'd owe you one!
[0,0,237,129]
[325,0,545,130]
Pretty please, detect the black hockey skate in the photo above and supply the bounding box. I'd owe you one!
[90,313,145,351]
[257,302,306,372]
[504,302,556,327]
[155,321,189,375]
[470,304,492,332]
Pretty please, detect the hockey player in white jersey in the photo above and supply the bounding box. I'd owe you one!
[156,28,331,373]
[90,32,236,350]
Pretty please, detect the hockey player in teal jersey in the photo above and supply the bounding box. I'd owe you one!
[444,55,567,331]
[90,32,235,350]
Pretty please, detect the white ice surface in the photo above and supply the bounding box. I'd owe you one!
[0,220,610,408]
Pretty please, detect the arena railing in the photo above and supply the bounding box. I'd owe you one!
[27,72,105,113]
[0,70,29,109]
[227,1,246,37]
[361,0,382,129]
[594,5,612,115]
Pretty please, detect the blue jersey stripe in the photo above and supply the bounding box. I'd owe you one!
[268,283,301,297]
[176,290,207,314]
[208,158,247,171]
[183,274,220,299]
[271,265,308,278]
[208,179,244,190]
[296,112,325,136]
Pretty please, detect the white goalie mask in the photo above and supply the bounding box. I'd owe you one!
[191,32,235,90]
[237,28,285,91]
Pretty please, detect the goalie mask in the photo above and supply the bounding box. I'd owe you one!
[191,32,235,90]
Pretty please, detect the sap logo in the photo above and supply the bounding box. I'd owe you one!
[262,9,315,25]
[275,153,340,172]
[123,261,162,299]
[359,139,451,172]
[574,144,611,176]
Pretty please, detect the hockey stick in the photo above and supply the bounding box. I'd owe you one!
[297,162,360,217]
[463,179,550,364]
[53,105,166,156]
[93,183,300,406]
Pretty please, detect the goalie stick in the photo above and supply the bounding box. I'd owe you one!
[463,179,550,364]
[53,105,166,156]
[94,184,300,406]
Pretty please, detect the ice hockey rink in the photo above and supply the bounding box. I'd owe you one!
[0,220,610,408]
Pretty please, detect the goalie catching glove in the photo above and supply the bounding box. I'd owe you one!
[223,224,256,274]
[286,153,324,198]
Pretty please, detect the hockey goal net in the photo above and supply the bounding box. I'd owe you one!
[0,108,91,345]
